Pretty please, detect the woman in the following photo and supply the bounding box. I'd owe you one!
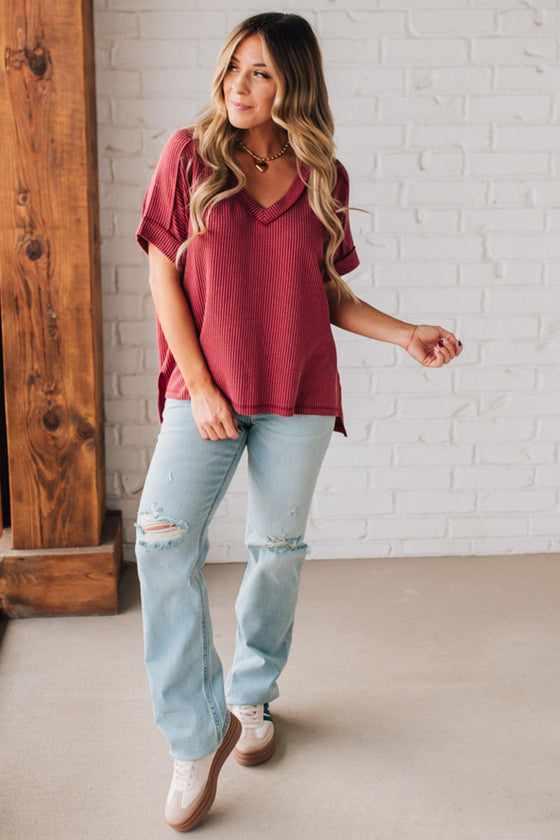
[136,11,462,833]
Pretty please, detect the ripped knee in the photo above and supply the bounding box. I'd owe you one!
[136,504,188,549]
[265,534,308,553]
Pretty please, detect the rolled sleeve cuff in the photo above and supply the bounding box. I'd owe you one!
[136,218,182,264]
[334,246,359,276]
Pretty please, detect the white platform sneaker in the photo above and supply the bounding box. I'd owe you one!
[164,714,241,832]
[230,703,276,766]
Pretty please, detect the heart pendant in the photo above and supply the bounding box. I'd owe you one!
[255,160,268,173]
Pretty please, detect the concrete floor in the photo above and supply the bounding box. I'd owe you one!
[1,555,560,840]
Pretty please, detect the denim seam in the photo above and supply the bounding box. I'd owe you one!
[195,571,224,746]
[196,440,247,744]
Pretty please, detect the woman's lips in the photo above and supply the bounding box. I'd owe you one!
[230,101,252,111]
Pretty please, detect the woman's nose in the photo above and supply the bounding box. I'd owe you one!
[232,74,249,94]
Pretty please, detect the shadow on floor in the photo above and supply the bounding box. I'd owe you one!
[118,564,141,613]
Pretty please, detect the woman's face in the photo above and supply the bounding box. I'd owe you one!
[223,34,278,132]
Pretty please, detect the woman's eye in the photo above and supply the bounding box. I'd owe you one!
[225,64,270,79]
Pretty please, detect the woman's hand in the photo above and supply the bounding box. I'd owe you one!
[405,325,462,367]
[325,286,463,366]
[190,384,240,441]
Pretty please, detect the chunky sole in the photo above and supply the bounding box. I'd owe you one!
[166,714,242,832]
[233,731,276,766]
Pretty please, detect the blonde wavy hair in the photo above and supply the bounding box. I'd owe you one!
[178,12,358,301]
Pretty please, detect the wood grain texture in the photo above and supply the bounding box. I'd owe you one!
[0,314,10,535]
[0,0,105,549]
[0,511,122,618]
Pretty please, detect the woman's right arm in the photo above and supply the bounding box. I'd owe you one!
[148,243,239,440]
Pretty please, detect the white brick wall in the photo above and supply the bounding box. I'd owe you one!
[94,0,560,563]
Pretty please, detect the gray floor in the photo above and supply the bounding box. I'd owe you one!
[1,556,560,840]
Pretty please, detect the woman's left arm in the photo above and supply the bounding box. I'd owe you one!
[325,281,462,367]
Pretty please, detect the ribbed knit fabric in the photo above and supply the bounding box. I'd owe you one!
[137,129,359,434]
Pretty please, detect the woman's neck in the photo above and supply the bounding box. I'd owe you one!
[239,125,287,158]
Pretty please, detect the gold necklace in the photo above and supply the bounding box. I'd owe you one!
[238,137,290,173]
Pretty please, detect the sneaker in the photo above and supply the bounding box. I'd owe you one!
[164,713,241,832]
[230,703,276,766]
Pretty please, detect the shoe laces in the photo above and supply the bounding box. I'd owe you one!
[173,759,196,786]
[236,704,262,726]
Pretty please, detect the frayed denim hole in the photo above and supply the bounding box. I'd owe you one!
[265,535,308,553]
[136,510,188,550]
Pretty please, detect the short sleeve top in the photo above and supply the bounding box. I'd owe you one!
[137,128,359,434]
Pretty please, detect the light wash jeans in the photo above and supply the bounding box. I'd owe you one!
[136,398,334,760]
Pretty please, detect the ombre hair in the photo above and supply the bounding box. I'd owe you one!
[178,12,357,300]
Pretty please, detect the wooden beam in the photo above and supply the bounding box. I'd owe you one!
[0,511,122,618]
[0,0,105,549]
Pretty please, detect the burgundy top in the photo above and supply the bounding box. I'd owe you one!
[137,128,359,434]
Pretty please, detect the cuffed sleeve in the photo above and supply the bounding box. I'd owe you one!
[136,128,194,262]
[332,161,360,277]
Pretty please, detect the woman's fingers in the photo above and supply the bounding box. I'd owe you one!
[199,420,236,441]
[439,335,461,359]
[431,332,463,365]
[221,414,240,439]
[190,388,240,440]
[435,340,453,364]
[407,325,462,367]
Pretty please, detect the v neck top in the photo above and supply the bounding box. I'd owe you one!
[236,172,309,223]
[137,128,360,434]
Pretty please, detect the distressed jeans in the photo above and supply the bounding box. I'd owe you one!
[135,398,334,760]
